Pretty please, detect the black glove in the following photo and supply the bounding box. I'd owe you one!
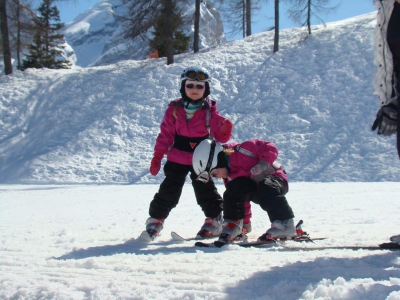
[371,102,398,136]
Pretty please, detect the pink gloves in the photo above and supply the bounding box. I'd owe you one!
[150,151,164,176]
[214,119,233,142]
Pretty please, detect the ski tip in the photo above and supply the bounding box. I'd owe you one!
[137,230,156,244]
[171,231,186,242]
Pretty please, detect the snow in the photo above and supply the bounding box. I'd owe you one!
[1,12,399,184]
[1,12,400,299]
[1,183,400,299]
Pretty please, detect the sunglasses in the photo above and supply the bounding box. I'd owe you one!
[185,83,205,90]
[182,70,210,82]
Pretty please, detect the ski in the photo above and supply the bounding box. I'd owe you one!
[171,231,213,241]
[195,240,400,251]
[274,245,400,251]
[248,242,400,251]
[236,236,327,247]
[171,231,221,242]
[171,231,247,242]
[194,235,326,248]
[137,230,157,243]
[240,241,400,251]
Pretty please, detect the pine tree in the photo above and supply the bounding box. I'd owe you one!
[123,0,191,65]
[149,4,190,58]
[22,0,70,69]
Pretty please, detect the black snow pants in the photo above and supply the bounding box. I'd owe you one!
[149,160,223,219]
[223,176,294,222]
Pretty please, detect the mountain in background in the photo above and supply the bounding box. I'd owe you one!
[63,0,226,67]
[1,12,399,184]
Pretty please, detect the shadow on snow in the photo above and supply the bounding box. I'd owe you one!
[223,252,400,300]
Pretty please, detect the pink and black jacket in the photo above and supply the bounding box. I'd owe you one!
[223,139,288,184]
[154,98,232,166]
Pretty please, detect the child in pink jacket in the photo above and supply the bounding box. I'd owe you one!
[144,66,233,241]
[193,138,296,244]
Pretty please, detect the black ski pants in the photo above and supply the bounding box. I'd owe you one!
[149,160,223,219]
[223,176,294,222]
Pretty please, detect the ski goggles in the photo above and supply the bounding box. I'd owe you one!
[182,70,210,82]
[185,83,205,90]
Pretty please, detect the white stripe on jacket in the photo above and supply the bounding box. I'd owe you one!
[373,0,396,106]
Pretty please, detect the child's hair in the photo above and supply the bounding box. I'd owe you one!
[223,148,234,155]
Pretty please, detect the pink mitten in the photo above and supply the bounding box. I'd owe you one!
[150,151,164,176]
[214,119,233,142]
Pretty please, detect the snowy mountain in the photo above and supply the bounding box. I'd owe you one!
[1,12,399,184]
[63,0,226,67]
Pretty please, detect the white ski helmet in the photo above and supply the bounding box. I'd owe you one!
[193,139,224,182]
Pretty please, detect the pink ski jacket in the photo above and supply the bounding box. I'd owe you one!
[154,98,231,166]
[223,139,288,184]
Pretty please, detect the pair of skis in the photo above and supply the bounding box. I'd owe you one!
[169,219,310,244]
[138,220,400,251]
[193,234,327,248]
[172,231,400,251]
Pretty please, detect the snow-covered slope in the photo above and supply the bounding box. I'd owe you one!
[1,183,400,299]
[63,0,226,67]
[1,12,399,184]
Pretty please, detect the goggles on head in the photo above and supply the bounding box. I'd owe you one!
[182,70,210,82]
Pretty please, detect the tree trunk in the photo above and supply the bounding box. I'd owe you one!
[242,0,245,38]
[193,0,200,53]
[0,0,13,75]
[16,0,21,70]
[246,0,251,36]
[164,0,174,65]
[307,0,311,35]
[273,0,279,53]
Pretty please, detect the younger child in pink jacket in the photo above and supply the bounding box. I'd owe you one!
[193,138,296,243]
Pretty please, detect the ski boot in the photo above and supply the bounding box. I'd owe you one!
[258,218,296,241]
[234,221,252,241]
[196,213,223,239]
[217,219,243,245]
[139,217,164,242]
